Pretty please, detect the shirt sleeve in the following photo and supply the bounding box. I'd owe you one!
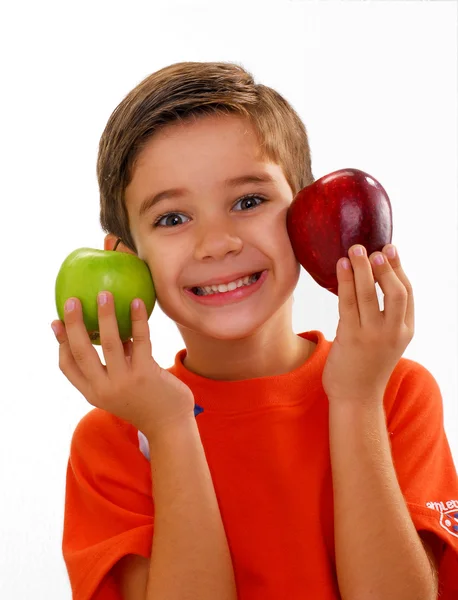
[386,359,458,599]
[62,408,154,600]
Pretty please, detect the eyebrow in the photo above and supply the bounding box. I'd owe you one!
[138,173,277,218]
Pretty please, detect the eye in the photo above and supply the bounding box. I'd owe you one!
[233,194,267,211]
[153,213,189,228]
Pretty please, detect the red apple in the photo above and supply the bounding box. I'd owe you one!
[287,168,393,295]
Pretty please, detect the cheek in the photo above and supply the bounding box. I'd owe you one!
[151,267,174,294]
[269,218,301,278]
[152,274,180,315]
[265,214,294,255]
[143,252,173,293]
[146,252,188,311]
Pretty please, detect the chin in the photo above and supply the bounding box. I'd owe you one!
[199,319,265,341]
[180,296,294,343]
[169,305,266,340]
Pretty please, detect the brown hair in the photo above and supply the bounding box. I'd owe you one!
[97,61,314,254]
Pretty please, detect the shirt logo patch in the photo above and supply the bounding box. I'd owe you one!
[439,509,458,538]
[426,500,458,538]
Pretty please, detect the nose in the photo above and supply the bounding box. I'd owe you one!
[193,217,243,261]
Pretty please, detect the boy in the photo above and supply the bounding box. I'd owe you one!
[51,62,458,599]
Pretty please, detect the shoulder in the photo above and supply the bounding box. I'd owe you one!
[385,357,443,412]
[391,356,440,387]
[71,407,135,447]
[383,357,446,441]
[69,408,146,472]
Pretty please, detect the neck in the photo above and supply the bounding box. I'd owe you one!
[177,300,315,381]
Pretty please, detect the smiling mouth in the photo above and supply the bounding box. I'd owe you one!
[190,272,263,296]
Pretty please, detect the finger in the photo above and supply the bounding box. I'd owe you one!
[123,339,133,367]
[63,297,108,384]
[123,339,133,358]
[51,319,96,400]
[130,298,153,367]
[97,291,128,377]
[369,250,408,329]
[349,245,383,327]
[381,245,414,330]
[336,256,361,328]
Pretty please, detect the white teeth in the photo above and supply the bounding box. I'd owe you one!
[197,273,259,296]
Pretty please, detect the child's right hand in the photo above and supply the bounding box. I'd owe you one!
[51,291,195,441]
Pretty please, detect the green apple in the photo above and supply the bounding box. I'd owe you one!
[55,247,156,345]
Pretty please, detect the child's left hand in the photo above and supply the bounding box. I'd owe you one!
[322,243,415,405]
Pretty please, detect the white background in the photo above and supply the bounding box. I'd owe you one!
[0,1,456,598]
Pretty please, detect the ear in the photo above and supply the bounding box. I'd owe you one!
[104,234,137,255]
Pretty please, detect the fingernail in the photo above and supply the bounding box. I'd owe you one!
[352,246,364,256]
[98,292,108,306]
[65,299,75,312]
[51,323,59,336]
[385,245,396,259]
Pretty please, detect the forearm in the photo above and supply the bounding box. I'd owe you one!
[146,417,237,600]
[328,399,437,600]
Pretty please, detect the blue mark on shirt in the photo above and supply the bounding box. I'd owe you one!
[194,404,204,417]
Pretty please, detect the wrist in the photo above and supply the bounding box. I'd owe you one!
[327,392,385,412]
[328,396,388,436]
[145,413,199,451]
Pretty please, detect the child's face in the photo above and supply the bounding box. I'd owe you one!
[124,113,301,341]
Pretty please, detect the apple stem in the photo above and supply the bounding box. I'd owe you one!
[113,238,121,252]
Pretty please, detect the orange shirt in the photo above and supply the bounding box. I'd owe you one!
[63,330,458,599]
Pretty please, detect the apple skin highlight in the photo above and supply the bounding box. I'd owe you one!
[287,168,393,295]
